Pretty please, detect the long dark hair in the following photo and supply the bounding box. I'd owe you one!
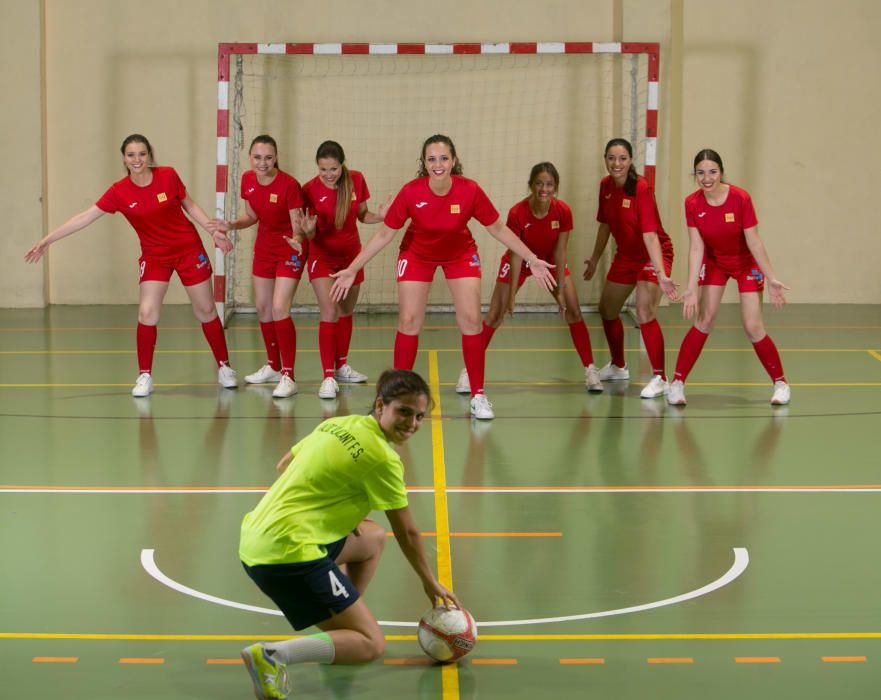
[371,369,434,413]
[417,134,464,177]
[249,134,279,168]
[527,162,560,214]
[604,138,639,196]
[316,140,353,230]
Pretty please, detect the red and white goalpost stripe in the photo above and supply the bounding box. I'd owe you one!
[214,41,660,320]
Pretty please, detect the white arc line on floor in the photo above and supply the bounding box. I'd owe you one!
[141,547,748,628]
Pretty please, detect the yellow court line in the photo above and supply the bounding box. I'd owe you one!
[869,350,881,363]
[5,632,881,642]
[428,351,459,700]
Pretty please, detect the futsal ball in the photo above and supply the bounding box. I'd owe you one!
[417,606,478,662]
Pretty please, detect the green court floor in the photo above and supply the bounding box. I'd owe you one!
[1,304,880,699]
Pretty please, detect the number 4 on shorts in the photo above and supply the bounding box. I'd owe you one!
[329,570,350,598]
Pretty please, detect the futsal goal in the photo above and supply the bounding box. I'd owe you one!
[213,42,659,321]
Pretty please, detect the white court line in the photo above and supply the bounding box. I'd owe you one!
[140,547,748,628]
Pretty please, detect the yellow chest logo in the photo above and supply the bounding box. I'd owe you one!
[450,204,460,214]
[551,220,560,229]
[156,192,167,203]
[269,193,278,203]
[725,212,735,223]
[622,199,631,209]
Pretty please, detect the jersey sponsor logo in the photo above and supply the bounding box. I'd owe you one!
[450,204,461,214]
[415,201,428,209]
[317,421,365,460]
[551,220,560,229]
[286,254,302,271]
[156,192,167,203]
[246,187,255,194]
[196,253,209,270]
[319,195,328,202]
[746,268,764,282]
[269,193,278,203]
[622,199,631,209]
[524,222,532,229]
[697,212,707,218]
[604,193,612,200]
[128,202,138,209]
[725,212,735,223]
[468,253,480,268]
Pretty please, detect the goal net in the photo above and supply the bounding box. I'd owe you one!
[214,42,659,319]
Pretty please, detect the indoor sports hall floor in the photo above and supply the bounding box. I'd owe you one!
[1,304,880,699]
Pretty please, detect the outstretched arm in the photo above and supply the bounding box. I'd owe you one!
[330,223,399,301]
[744,226,788,309]
[386,506,460,608]
[642,231,678,301]
[357,195,393,225]
[485,218,556,291]
[182,196,232,253]
[25,205,106,263]
[680,227,706,319]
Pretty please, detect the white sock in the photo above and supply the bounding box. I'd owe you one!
[266,632,335,665]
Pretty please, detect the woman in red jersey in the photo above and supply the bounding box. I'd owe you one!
[668,148,790,406]
[330,134,556,420]
[25,134,237,397]
[216,135,307,399]
[584,138,677,400]
[299,141,389,400]
[455,161,603,395]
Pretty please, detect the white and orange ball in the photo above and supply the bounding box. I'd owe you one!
[417,606,478,662]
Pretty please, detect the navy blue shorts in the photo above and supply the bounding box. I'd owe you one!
[242,536,360,631]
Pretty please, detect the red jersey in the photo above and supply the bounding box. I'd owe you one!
[505,197,573,263]
[384,176,499,264]
[302,170,369,260]
[96,166,202,260]
[596,175,672,263]
[684,184,758,268]
[241,169,304,258]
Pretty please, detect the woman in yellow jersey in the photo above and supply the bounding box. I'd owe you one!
[239,369,459,699]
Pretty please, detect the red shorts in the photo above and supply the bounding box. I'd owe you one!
[496,257,570,288]
[606,249,674,286]
[396,249,482,283]
[699,259,765,293]
[253,248,306,279]
[139,248,212,286]
[308,251,365,286]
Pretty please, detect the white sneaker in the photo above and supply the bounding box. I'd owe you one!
[334,364,368,383]
[218,364,238,389]
[585,364,604,393]
[132,373,153,398]
[771,380,791,405]
[318,376,339,399]
[470,393,495,420]
[666,379,687,405]
[598,361,630,381]
[455,368,471,394]
[244,364,282,384]
[640,375,669,399]
[272,374,298,398]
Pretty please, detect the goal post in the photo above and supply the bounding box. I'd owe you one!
[213,41,659,322]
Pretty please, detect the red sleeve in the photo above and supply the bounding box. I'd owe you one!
[596,181,608,223]
[168,168,188,201]
[383,184,410,230]
[471,183,499,227]
[505,203,523,237]
[684,194,697,228]
[740,190,758,229]
[635,181,660,234]
[559,201,573,233]
[285,176,303,210]
[355,172,370,203]
[96,183,119,214]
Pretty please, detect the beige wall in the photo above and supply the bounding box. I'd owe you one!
[3,0,879,306]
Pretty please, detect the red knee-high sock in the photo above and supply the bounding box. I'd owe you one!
[319,321,337,378]
[274,317,297,378]
[481,322,497,350]
[136,322,157,374]
[259,321,281,370]
[336,314,354,369]
[601,317,626,367]
[673,326,709,382]
[201,317,230,367]
[394,331,419,370]
[639,319,666,379]
[752,335,786,383]
[462,333,486,397]
[568,320,595,367]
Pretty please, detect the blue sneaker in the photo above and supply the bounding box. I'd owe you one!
[241,642,291,699]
